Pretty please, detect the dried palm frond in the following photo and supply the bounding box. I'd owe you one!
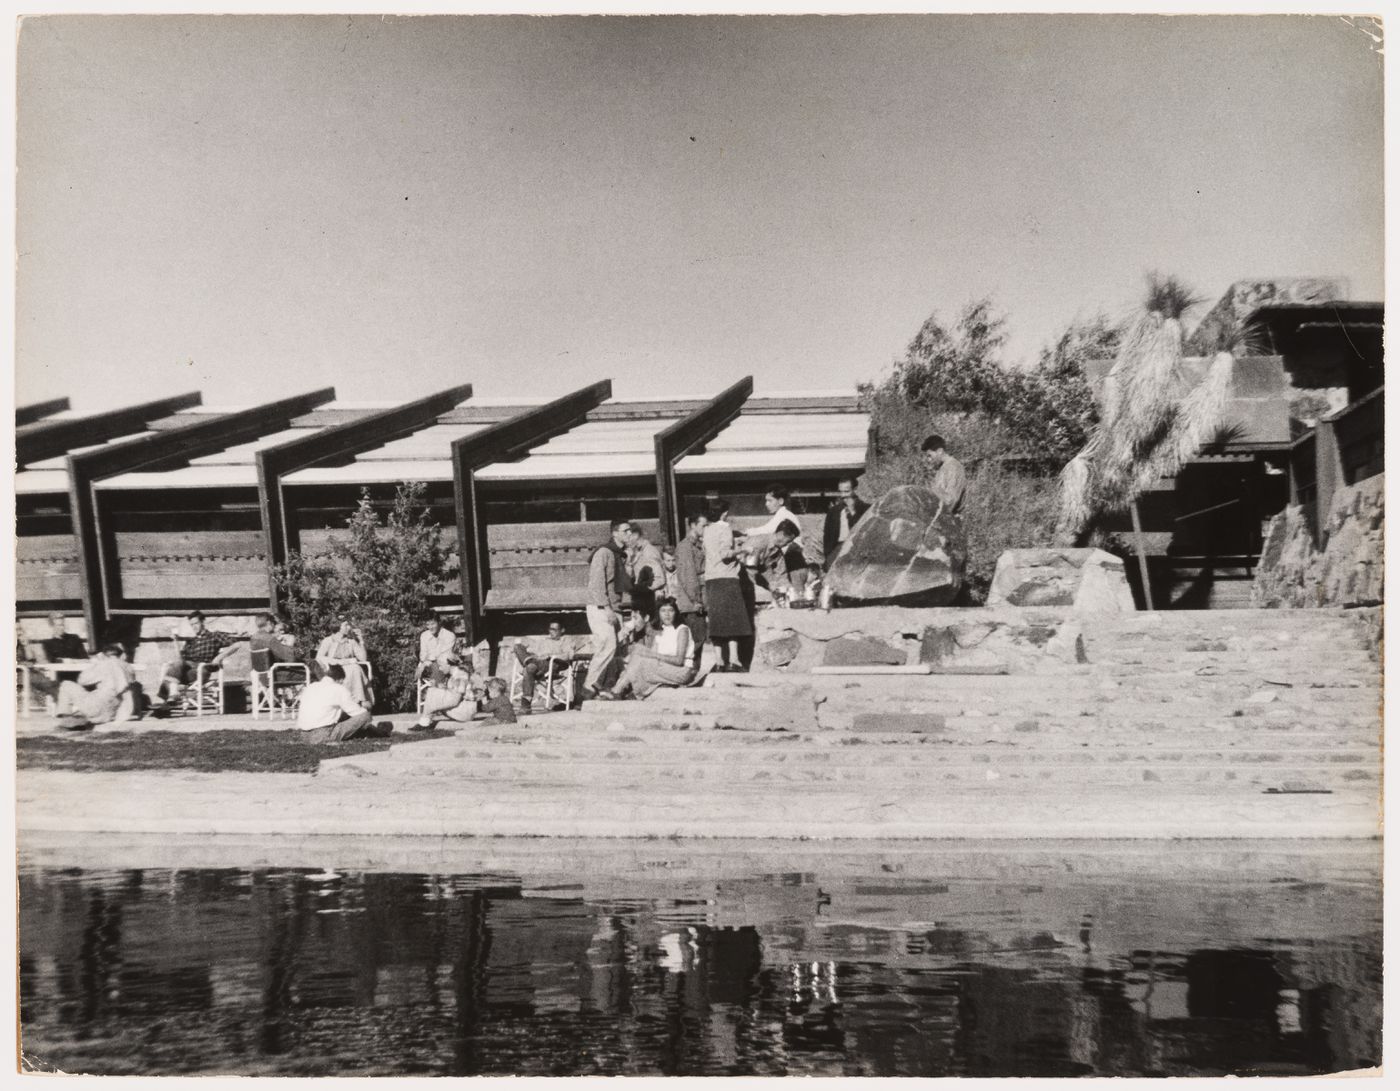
[1143,272,1203,321]
[1054,449,1096,545]
[1127,350,1234,498]
[1194,310,1265,357]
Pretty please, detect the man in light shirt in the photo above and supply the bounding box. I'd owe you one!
[416,615,457,681]
[921,434,967,519]
[746,483,804,543]
[297,663,391,744]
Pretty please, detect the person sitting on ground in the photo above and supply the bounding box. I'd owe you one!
[36,613,90,664]
[772,519,812,601]
[415,615,456,681]
[413,654,479,730]
[822,476,870,569]
[296,663,391,744]
[316,618,372,705]
[921,433,967,519]
[479,677,517,725]
[53,643,137,730]
[515,619,581,714]
[156,610,242,708]
[598,598,696,701]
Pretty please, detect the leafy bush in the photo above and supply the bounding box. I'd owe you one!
[859,302,1114,601]
[273,483,455,712]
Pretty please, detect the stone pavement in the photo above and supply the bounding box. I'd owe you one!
[16,608,1382,841]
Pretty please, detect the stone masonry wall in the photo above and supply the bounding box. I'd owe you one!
[1253,474,1383,612]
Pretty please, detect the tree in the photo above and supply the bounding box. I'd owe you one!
[1055,274,1235,544]
[273,482,455,712]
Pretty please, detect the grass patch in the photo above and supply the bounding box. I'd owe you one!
[16,727,456,774]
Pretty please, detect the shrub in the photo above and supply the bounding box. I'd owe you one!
[273,483,454,712]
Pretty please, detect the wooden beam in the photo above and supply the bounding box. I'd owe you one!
[15,397,69,427]
[256,384,473,604]
[66,388,338,643]
[653,376,753,546]
[451,381,612,642]
[17,392,203,468]
[1313,417,1343,545]
[1129,500,1155,611]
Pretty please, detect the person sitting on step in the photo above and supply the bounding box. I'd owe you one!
[597,598,697,701]
[53,643,137,730]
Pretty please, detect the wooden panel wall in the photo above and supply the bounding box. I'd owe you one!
[485,519,661,611]
[113,530,268,601]
[16,534,82,603]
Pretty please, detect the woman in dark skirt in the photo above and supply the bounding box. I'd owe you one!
[700,501,755,671]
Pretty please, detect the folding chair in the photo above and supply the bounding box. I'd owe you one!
[508,643,581,712]
[179,662,226,717]
[250,649,309,720]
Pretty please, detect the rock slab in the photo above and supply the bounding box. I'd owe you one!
[1253,474,1383,610]
[825,486,967,607]
[986,548,1136,615]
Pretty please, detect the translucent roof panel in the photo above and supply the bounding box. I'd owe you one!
[676,410,869,476]
[284,460,456,485]
[475,417,681,483]
[187,426,321,466]
[96,465,270,491]
[15,470,72,495]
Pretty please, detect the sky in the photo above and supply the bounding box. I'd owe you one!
[14,13,1385,411]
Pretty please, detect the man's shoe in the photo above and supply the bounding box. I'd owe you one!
[580,686,598,701]
[550,703,567,712]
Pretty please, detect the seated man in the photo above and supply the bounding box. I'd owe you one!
[37,613,89,664]
[54,643,136,730]
[514,619,581,713]
[297,663,391,744]
[156,610,242,707]
[416,615,456,681]
[249,613,297,664]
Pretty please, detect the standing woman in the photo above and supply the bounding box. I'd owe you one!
[700,501,755,672]
[599,598,696,700]
[316,617,373,706]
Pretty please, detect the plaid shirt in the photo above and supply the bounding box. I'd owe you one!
[181,629,240,664]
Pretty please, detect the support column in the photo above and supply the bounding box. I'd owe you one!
[653,376,753,546]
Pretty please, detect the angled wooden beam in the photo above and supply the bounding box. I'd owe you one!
[17,392,203,468]
[67,388,338,643]
[452,380,612,642]
[15,397,70,427]
[653,376,753,546]
[256,384,474,603]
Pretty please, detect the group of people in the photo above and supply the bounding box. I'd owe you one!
[17,614,137,730]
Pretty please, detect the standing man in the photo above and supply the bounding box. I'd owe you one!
[582,519,630,700]
[921,434,967,519]
[823,477,870,569]
[416,615,456,681]
[748,484,804,543]
[157,610,242,707]
[625,522,666,623]
[673,513,708,651]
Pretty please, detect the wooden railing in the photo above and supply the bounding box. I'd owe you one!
[1288,385,1383,541]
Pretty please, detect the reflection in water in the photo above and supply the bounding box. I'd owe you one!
[18,860,1380,1076]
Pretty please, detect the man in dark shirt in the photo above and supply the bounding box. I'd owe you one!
[156,610,241,705]
[38,614,89,664]
[822,477,870,569]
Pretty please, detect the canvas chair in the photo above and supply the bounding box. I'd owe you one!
[250,647,309,720]
[507,641,585,712]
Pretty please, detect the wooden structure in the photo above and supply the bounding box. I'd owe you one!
[15,381,871,644]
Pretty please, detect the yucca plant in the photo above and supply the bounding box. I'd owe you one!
[1055,273,1233,545]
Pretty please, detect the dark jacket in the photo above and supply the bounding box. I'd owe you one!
[823,497,870,563]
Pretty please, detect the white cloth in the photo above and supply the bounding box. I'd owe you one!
[297,678,364,730]
[749,505,803,542]
[418,627,456,665]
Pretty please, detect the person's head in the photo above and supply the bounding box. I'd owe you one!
[48,613,67,636]
[686,512,709,541]
[547,619,565,640]
[101,642,126,659]
[325,663,346,683]
[837,477,859,508]
[486,676,507,698]
[708,501,730,524]
[655,597,679,627]
[187,610,207,634]
[427,615,441,635]
[609,518,630,547]
[255,614,275,633]
[336,617,353,637]
[272,618,288,635]
[920,434,948,471]
[764,484,789,514]
[627,521,649,544]
[661,547,677,571]
[774,519,800,546]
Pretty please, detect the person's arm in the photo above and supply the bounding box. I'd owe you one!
[211,632,243,666]
[652,628,689,668]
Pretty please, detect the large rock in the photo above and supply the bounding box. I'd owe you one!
[1254,474,1383,609]
[825,486,967,607]
[986,548,1136,616]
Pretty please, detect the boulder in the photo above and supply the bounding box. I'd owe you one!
[822,636,908,668]
[986,548,1136,616]
[757,633,802,669]
[825,486,967,606]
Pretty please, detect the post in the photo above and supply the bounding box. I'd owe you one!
[66,388,338,641]
[1313,417,1343,546]
[652,376,753,546]
[451,381,613,642]
[256,384,474,605]
[1129,500,1155,611]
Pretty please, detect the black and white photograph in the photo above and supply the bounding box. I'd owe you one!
[7,8,1386,1079]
